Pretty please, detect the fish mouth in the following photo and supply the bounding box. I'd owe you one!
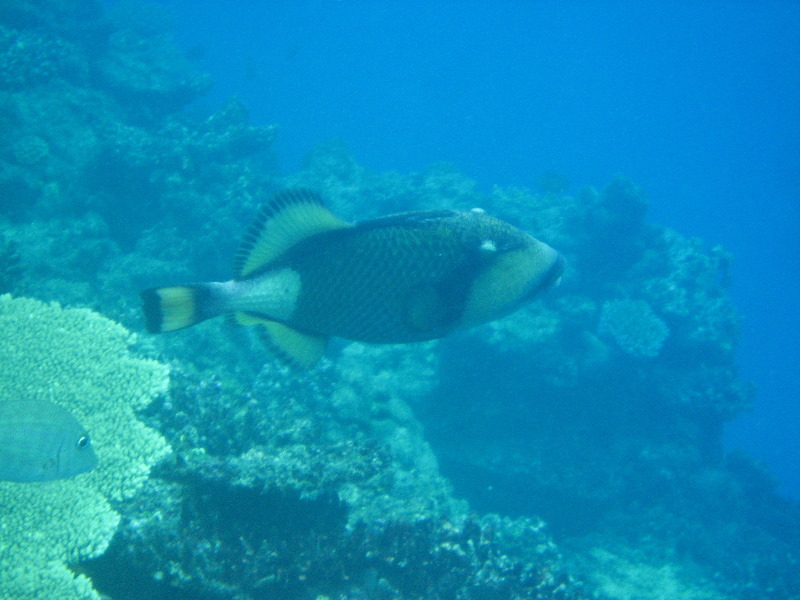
[524,252,567,301]
[545,253,567,288]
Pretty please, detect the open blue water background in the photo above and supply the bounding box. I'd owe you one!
[147,1,800,499]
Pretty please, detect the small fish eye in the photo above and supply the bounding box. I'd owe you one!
[76,435,91,449]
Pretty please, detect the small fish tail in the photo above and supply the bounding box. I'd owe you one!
[141,284,223,333]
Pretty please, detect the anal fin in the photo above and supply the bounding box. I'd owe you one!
[230,311,268,327]
[260,321,327,369]
[233,312,326,368]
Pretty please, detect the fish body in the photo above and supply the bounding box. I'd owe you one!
[0,399,97,482]
[142,189,565,367]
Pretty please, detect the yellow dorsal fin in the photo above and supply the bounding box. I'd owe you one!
[234,189,350,279]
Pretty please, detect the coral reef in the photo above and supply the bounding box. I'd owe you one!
[0,294,170,599]
[144,344,463,525]
[81,353,584,600]
[286,140,484,220]
[598,298,669,358]
[0,24,87,89]
[92,470,585,600]
[1,1,797,599]
[0,0,276,281]
[576,547,724,600]
[0,480,120,600]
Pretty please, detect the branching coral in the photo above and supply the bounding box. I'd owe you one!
[0,294,170,599]
[0,480,120,600]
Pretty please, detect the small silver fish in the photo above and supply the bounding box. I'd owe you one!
[0,399,98,482]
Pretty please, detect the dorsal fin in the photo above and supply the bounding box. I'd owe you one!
[234,189,350,279]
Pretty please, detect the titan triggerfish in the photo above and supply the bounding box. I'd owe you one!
[141,189,565,367]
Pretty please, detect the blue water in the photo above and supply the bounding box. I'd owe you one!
[150,0,800,499]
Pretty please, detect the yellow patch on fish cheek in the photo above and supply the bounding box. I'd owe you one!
[461,249,538,327]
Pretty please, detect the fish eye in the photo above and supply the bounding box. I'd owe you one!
[479,239,497,253]
[76,435,91,449]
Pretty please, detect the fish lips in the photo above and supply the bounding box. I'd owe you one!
[524,251,566,301]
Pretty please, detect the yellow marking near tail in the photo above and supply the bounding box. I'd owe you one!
[142,286,198,332]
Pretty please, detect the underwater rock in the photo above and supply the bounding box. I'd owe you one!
[85,344,587,599]
[0,25,88,89]
[95,3,211,116]
[90,455,585,600]
[10,134,49,165]
[144,352,463,525]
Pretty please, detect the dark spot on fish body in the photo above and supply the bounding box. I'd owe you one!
[268,222,462,342]
[405,241,486,333]
[41,455,58,477]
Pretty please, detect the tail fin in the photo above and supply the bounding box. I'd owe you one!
[140,284,222,333]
